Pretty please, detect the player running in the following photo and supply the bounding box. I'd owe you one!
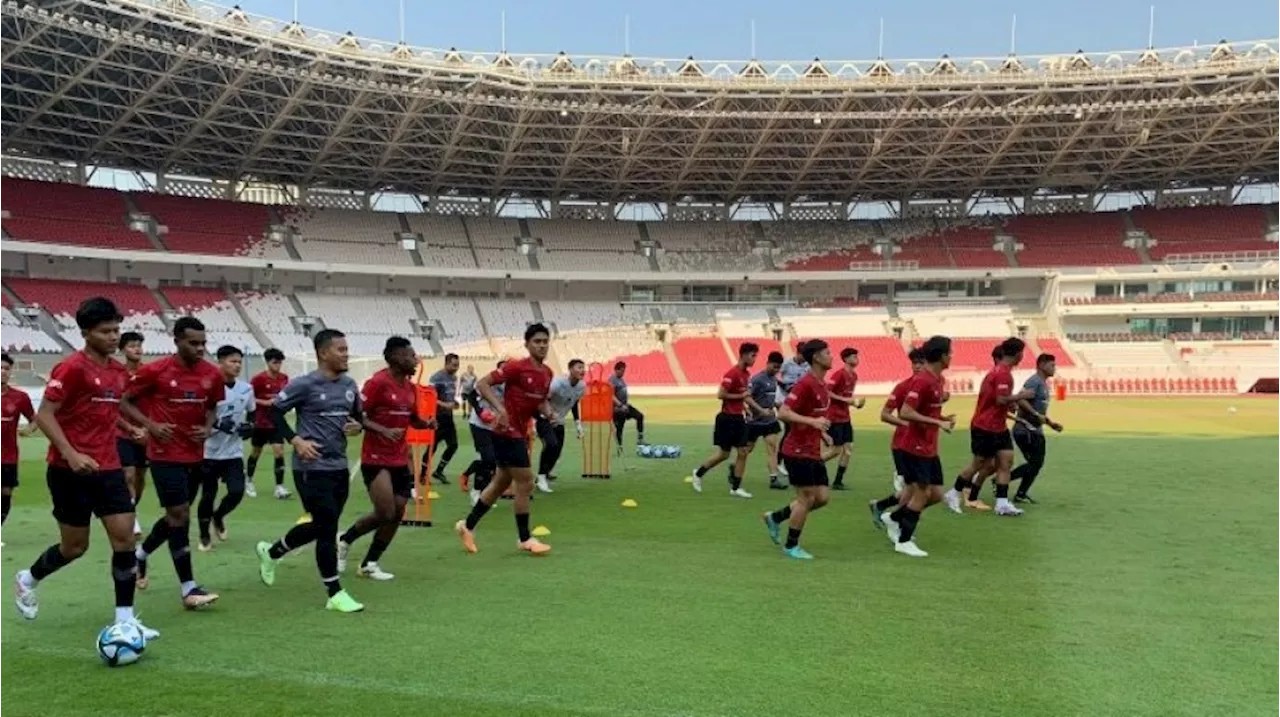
[248,348,290,499]
[823,347,864,491]
[455,324,555,556]
[194,345,255,551]
[2,353,38,530]
[881,335,957,558]
[761,339,832,560]
[944,337,1031,517]
[255,329,365,612]
[689,342,762,498]
[459,365,477,420]
[773,344,808,475]
[116,331,148,535]
[948,346,1004,511]
[745,351,786,491]
[1010,352,1064,503]
[12,298,157,640]
[337,336,432,581]
[867,348,926,527]
[534,359,587,494]
[427,353,461,484]
[122,317,222,608]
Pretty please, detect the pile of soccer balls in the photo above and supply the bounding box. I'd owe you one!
[97,621,147,666]
[637,444,682,459]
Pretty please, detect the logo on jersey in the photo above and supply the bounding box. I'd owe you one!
[48,379,63,390]
[345,390,355,403]
[170,380,178,387]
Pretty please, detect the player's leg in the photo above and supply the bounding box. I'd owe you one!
[341,467,406,580]
[1011,431,1045,503]
[760,428,785,490]
[1,463,16,527]
[338,466,395,572]
[869,451,909,526]
[992,437,1021,516]
[964,458,996,509]
[831,435,853,490]
[257,467,326,586]
[729,441,752,498]
[467,426,497,505]
[195,461,223,551]
[762,459,828,559]
[431,416,457,484]
[509,463,548,554]
[143,463,217,607]
[612,412,626,448]
[210,458,246,541]
[95,469,158,636]
[271,440,290,499]
[535,421,563,494]
[14,467,95,620]
[246,435,266,498]
[690,447,728,493]
[943,444,986,512]
[311,470,359,609]
[885,458,942,557]
[629,406,646,445]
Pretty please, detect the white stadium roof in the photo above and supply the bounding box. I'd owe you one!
[2,0,1277,203]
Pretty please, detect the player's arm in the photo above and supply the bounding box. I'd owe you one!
[18,396,39,436]
[192,380,224,442]
[997,380,1035,405]
[359,381,401,439]
[343,386,364,436]
[900,390,955,432]
[271,377,321,459]
[35,367,98,473]
[476,367,511,428]
[121,363,173,441]
[880,399,908,427]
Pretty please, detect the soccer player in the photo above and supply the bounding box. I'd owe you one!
[427,353,461,484]
[459,364,477,420]
[823,347,864,491]
[248,347,290,499]
[943,337,1032,517]
[255,329,365,612]
[1010,353,1064,503]
[116,331,148,534]
[455,324,555,556]
[2,353,38,528]
[745,351,786,491]
[338,336,431,581]
[535,359,587,494]
[12,298,156,639]
[774,344,808,475]
[761,339,832,560]
[950,346,1005,510]
[194,345,255,551]
[122,316,222,608]
[459,359,505,504]
[689,342,762,499]
[610,361,646,448]
[867,348,926,527]
[881,335,957,558]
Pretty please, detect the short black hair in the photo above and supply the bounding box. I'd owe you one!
[739,342,759,357]
[1037,353,1056,366]
[444,352,459,363]
[173,315,205,338]
[75,297,122,331]
[120,331,144,348]
[614,361,626,370]
[920,336,951,363]
[314,329,345,352]
[568,359,585,370]
[840,347,858,360]
[1,353,12,367]
[524,322,551,341]
[800,339,829,364]
[497,359,508,369]
[991,346,1003,361]
[264,348,285,363]
[215,345,242,360]
[383,335,413,362]
[998,337,1027,359]
[908,348,926,363]
[766,351,784,364]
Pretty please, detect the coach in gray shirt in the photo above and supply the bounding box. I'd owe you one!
[428,353,460,483]
[257,329,366,612]
[1011,352,1064,504]
[535,359,588,492]
[610,361,645,446]
[777,348,808,392]
[747,352,787,489]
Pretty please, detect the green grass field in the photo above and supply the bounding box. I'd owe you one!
[2,397,1277,717]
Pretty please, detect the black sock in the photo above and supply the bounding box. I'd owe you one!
[769,505,792,524]
[363,536,391,566]
[834,466,847,483]
[273,457,285,486]
[315,527,340,596]
[29,544,74,581]
[432,458,449,477]
[269,522,318,559]
[784,527,802,549]
[247,455,260,478]
[111,549,137,609]
[953,475,972,492]
[694,465,708,479]
[728,468,742,491]
[464,460,483,477]
[968,482,983,501]
[464,499,493,531]
[340,523,368,546]
[213,490,244,521]
[198,517,212,543]
[169,526,194,584]
[139,518,172,556]
[516,512,531,542]
[894,507,921,542]
[874,495,899,512]
[996,483,1010,500]
[323,576,343,597]
[1,493,10,524]
[1017,474,1037,496]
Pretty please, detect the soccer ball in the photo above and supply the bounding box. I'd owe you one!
[637,444,653,458]
[97,621,146,667]
[669,445,682,459]
[655,445,673,458]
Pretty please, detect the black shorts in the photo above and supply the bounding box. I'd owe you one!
[492,434,531,469]
[250,427,284,448]
[151,461,198,508]
[970,427,1014,458]
[747,421,781,442]
[361,464,414,499]
[294,468,351,518]
[470,424,496,465]
[891,448,910,478]
[781,456,828,488]
[434,413,457,445]
[201,458,246,487]
[117,438,148,470]
[828,421,854,447]
[2,463,17,488]
[712,413,749,451]
[47,466,134,527]
[898,453,944,486]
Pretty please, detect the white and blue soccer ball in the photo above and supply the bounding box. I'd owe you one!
[97,621,146,667]
[637,444,654,458]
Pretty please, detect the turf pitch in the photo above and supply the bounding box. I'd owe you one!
[1,396,1276,717]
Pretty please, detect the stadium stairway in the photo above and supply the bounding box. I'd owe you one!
[150,288,175,332]
[228,290,276,352]
[662,335,690,385]
[121,194,171,253]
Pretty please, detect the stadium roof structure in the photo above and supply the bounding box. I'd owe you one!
[2,0,1278,205]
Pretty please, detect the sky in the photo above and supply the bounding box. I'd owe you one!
[229,0,1277,60]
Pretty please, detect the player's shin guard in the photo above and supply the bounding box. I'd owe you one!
[952,475,972,492]
[168,527,195,586]
[29,544,75,581]
[891,507,921,543]
[769,505,792,524]
[213,488,244,522]
[269,522,318,559]
[111,549,137,615]
[246,455,259,478]
[363,536,391,566]
[464,498,493,531]
[784,527,802,549]
[515,512,532,542]
[873,494,899,512]
[314,525,342,597]
[2,493,10,524]
[137,518,172,558]
[967,482,983,501]
[995,483,1010,499]
[728,468,742,491]
[273,457,286,486]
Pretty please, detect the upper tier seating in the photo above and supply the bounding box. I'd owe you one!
[1133,205,1275,259]
[235,292,313,356]
[161,286,260,354]
[133,193,270,256]
[540,301,650,333]
[7,278,168,352]
[1006,211,1140,267]
[1,306,61,353]
[2,179,151,250]
[295,293,428,358]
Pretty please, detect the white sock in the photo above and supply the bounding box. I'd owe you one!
[135,546,149,561]
[18,569,36,589]
[180,580,197,596]
[996,497,1011,509]
[114,606,135,623]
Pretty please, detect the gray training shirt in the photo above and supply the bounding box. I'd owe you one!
[274,370,362,472]
[778,358,808,390]
[547,376,587,423]
[609,374,628,406]
[747,371,779,426]
[429,369,458,412]
[1014,373,1051,433]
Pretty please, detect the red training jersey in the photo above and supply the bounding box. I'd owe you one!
[251,371,289,429]
[719,365,752,416]
[487,357,552,440]
[126,355,225,464]
[884,376,914,452]
[360,368,415,467]
[116,362,147,442]
[825,367,858,422]
[43,351,130,471]
[780,371,829,460]
[2,387,35,466]
[971,363,1014,433]
[901,370,946,458]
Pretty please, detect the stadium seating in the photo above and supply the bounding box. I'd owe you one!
[133,193,270,256]
[161,286,260,354]
[418,297,487,350]
[1,306,61,353]
[540,301,650,333]
[2,177,151,250]
[907,305,1012,338]
[1031,336,1075,368]
[673,337,733,383]
[296,293,427,358]
[727,337,784,364]
[1006,211,1140,267]
[1132,205,1273,259]
[813,336,909,382]
[7,278,169,352]
[534,220,640,251]
[235,292,313,356]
